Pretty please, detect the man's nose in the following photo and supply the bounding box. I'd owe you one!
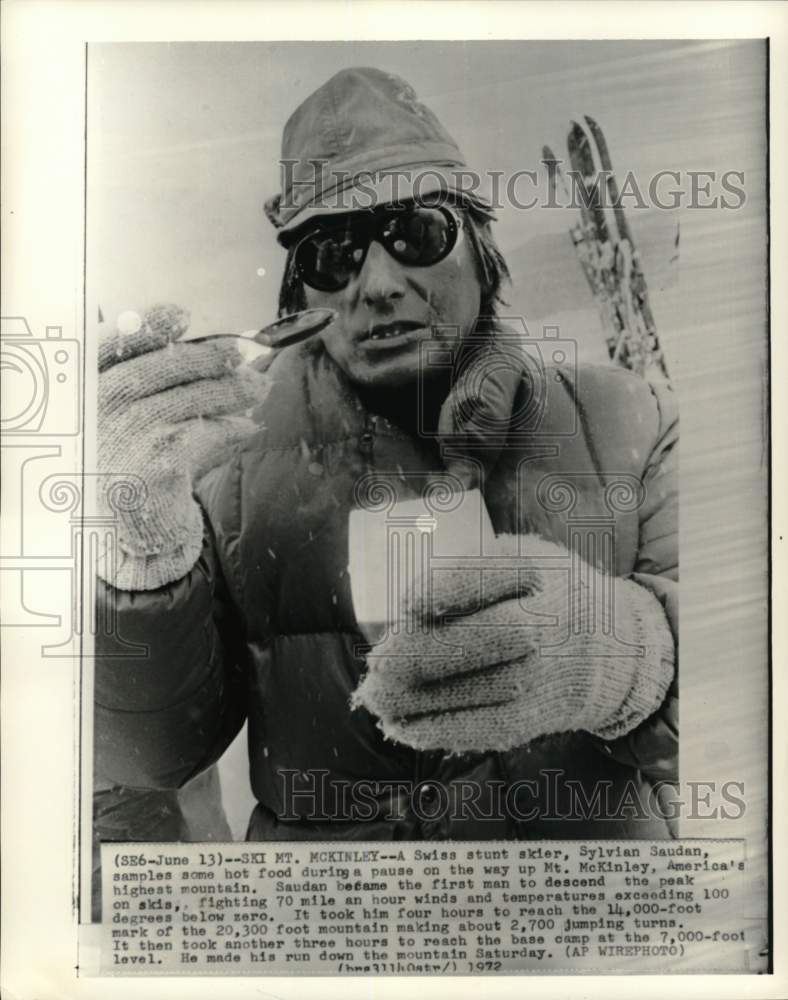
[358,241,406,308]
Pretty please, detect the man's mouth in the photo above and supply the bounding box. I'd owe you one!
[364,321,426,342]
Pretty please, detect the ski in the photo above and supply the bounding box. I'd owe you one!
[564,121,622,364]
[584,115,670,381]
[542,142,601,299]
[552,117,671,382]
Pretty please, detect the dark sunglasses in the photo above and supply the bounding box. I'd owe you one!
[291,204,461,292]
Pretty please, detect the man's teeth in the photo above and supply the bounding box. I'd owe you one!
[369,326,413,340]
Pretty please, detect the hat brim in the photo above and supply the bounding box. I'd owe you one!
[275,165,490,245]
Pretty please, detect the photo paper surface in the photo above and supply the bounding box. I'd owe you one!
[1,5,784,998]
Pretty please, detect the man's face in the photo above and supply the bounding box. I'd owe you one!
[300,204,482,387]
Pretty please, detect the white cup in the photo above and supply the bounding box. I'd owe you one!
[348,486,495,645]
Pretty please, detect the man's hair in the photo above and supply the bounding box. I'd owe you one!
[276,199,511,319]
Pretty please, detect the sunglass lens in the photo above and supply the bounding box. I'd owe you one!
[383,208,454,265]
[297,230,359,291]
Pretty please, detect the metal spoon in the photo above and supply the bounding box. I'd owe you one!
[184,307,336,349]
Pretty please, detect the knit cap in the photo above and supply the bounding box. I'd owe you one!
[264,66,490,240]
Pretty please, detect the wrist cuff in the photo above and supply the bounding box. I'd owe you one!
[97,533,204,592]
[589,578,676,741]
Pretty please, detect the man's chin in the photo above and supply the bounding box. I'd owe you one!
[350,363,422,388]
[333,351,424,389]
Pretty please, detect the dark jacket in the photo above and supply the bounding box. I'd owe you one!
[95,341,678,840]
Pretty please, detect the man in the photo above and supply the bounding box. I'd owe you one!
[95,67,678,843]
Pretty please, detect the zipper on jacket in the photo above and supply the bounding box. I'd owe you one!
[358,413,376,463]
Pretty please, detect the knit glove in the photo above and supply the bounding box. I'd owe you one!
[352,533,675,752]
[98,304,268,592]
